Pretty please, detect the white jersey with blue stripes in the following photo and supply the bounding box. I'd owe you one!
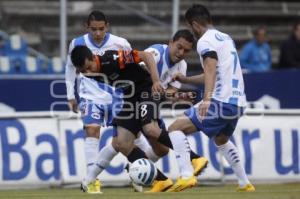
[65,33,131,104]
[145,44,187,89]
[197,29,247,107]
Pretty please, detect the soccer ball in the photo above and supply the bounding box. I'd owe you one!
[129,158,157,186]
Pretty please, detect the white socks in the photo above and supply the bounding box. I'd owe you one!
[134,133,160,162]
[84,137,99,175]
[217,140,250,187]
[169,130,193,178]
[86,143,118,184]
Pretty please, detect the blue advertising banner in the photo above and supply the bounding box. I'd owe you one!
[0,69,299,111]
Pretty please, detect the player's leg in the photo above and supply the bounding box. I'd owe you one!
[139,100,196,192]
[85,99,124,183]
[79,99,103,193]
[85,128,119,185]
[134,132,162,162]
[168,115,209,176]
[213,104,255,192]
[214,133,254,192]
[116,125,173,192]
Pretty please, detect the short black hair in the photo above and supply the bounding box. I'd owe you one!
[185,4,212,25]
[71,45,93,69]
[173,29,195,44]
[253,26,266,36]
[87,10,107,25]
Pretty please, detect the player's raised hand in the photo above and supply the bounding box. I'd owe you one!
[199,100,211,121]
[152,81,164,94]
[68,99,78,113]
[172,73,187,83]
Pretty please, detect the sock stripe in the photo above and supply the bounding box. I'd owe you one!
[87,163,94,167]
[232,156,239,161]
[96,163,105,170]
[230,152,237,157]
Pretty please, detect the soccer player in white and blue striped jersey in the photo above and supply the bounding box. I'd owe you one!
[142,30,209,192]
[166,4,255,192]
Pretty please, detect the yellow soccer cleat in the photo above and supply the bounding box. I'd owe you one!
[145,178,173,193]
[81,179,102,194]
[192,157,209,176]
[166,176,197,192]
[236,184,255,192]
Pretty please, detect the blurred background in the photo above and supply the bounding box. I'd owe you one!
[0,0,300,111]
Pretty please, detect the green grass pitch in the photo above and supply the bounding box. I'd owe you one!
[1,184,299,199]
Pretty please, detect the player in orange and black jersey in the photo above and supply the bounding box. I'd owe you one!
[71,46,162,94]
[71,45,176,187]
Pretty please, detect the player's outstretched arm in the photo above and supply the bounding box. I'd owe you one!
[199,57,217,120]
[137,51,164,93]
[172,73,205,85]
[65,41,78,113]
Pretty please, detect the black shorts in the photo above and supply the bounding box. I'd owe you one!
[112,85,161,135]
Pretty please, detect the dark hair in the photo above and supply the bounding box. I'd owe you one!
[87,10,107,25]
[185,4,212,25]
[253,26,266,36]
[71,45,93,68]
[173,29,195,44]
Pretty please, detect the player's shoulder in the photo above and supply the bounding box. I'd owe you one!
[108,33,129,43]
[200,29,230,42]
[68,34,88,52]
[147,44,167,54]
[72,33,88,46]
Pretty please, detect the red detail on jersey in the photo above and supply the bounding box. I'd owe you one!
[95,55,101,72]
[132,50,142,63]
[118,50,125,69]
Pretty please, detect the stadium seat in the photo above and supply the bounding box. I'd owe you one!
[0,56,11,74]
[49,56,64,74]
[9,56,26,74]
[6,34,28,57]
[36,56,51,74]
[25,56,38,74]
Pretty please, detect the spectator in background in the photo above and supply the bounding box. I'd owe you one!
[239,26,272,72]
[279,21,300,69]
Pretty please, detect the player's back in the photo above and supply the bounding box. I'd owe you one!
[197,29,246,107]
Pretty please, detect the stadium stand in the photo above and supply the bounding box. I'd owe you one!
[0,0,299,72]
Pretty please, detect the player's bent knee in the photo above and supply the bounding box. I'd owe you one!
[214,134,229,146]
[154,146,169,157]
[116,141,133,156]
[168,119,183,132]
[111,138,120,152]
[142,125,161,138]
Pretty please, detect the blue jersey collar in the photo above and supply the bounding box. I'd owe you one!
[88,33,110,48]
